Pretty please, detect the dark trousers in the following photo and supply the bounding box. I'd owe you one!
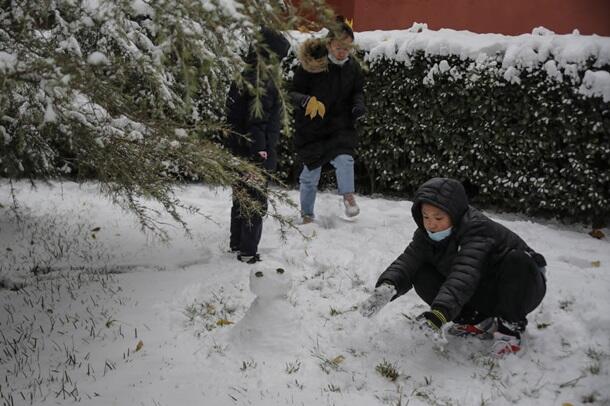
[413,250,546,324]
[230,180,268,256]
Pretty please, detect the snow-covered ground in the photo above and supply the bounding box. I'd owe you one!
[1,181,609,405]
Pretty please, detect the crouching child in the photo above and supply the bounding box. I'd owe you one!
[360,177,547,357]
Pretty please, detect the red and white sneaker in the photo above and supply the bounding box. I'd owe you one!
[447,317,496,340]
[491,331,522,357]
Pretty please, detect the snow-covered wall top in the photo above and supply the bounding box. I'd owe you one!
[356,24,610,68]
[287,24,610,101]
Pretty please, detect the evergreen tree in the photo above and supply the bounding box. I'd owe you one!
[0,0,333,234]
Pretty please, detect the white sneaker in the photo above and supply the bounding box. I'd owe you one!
[343,193,360,217]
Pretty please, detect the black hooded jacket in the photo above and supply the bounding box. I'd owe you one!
[226,28,290,171]
[376,178,546,321]
[290,38,365,170]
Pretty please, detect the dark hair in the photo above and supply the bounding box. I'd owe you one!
[327,15,354,41]
[244,27,290,65]
[260,27,291,59]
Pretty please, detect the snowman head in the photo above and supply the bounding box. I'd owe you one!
[249,267,291,298]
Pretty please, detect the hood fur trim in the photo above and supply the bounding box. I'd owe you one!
[298,38,328,73]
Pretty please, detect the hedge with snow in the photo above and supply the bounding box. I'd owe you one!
[279,25,610,224]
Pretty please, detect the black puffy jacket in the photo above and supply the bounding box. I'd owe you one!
[226,28,290,171]
[290,38,365,170]
[376,177,546,321]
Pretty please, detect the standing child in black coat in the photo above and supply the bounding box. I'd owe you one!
[226,28,290,264]
[359,177,547,357]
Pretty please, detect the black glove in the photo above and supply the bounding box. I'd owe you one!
[351,104,366,120]
[415,309,448,345]
[416,309,448,331]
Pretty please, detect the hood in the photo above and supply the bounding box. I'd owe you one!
[260,27,290,59]
[244,27,290,65]
[297,38,328,73]
[411,178,469,230]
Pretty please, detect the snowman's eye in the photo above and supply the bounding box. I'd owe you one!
[255,271,264,277]
[276,268,285,274]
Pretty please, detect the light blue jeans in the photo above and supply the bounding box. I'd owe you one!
[299,154,355,218]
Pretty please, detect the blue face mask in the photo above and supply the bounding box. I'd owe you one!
[427,227,452,241]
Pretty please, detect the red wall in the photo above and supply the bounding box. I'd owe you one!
[331,0,354,20]
[325,0,610,36]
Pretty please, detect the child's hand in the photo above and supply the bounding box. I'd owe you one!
[416,310,448,345]
[358,283,396,317]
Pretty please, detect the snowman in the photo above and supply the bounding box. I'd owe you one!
[229,263,300,352]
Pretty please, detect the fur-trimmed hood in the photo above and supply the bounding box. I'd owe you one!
[297,38,328,73]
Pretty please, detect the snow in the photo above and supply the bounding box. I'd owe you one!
[174,128,188,138]
[288,24,610,99]
[87,51,109,65]
[1,181,609,405]
[130,0,155,18]
[228,266,299,353]
[0,51,17,73]
[438,60,451,73]
[210,0,243,18]
[544,60,563,82]
[58,36,83,57]
[503,66,522,84]
[43,103,57,123]
[353,24,610,70]
[579,70,610,102]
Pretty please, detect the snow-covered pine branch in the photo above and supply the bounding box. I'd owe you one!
[0,0,333,233]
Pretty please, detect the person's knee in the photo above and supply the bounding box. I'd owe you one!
[299,172,316,186]
[413,267,444,305]
[299,167,321,186]
[334,154,354,167]
[413,284,436,306]
[500,250,537,276]
[497,250,546,307]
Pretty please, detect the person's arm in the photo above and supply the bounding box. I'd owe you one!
[431,224,493,322]
[289,66,311,108]
[246,81,276,158]
[359,231,427,317]
[375,229,428,297]
[351,63,366,119]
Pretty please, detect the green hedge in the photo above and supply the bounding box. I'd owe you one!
[277,50,610,225]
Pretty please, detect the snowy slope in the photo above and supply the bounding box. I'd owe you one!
[1,181,609,405]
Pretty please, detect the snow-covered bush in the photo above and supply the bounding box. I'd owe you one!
[0,0,331,231]
[279,27,610,224]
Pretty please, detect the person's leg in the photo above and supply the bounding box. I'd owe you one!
[412,264,446,306]
[446,250,545,328]
[491,250,547,356]
[494,250,547,328]
[447,278,497,339]
[330,154,355,195]
[237,182,268,259]
[239,217,263,258]
[330,154,359,216]
[299,164,322,218]
[229,187,241,251]
[455,275,497,323]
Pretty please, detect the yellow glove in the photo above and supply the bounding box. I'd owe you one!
[305,96,326,119]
